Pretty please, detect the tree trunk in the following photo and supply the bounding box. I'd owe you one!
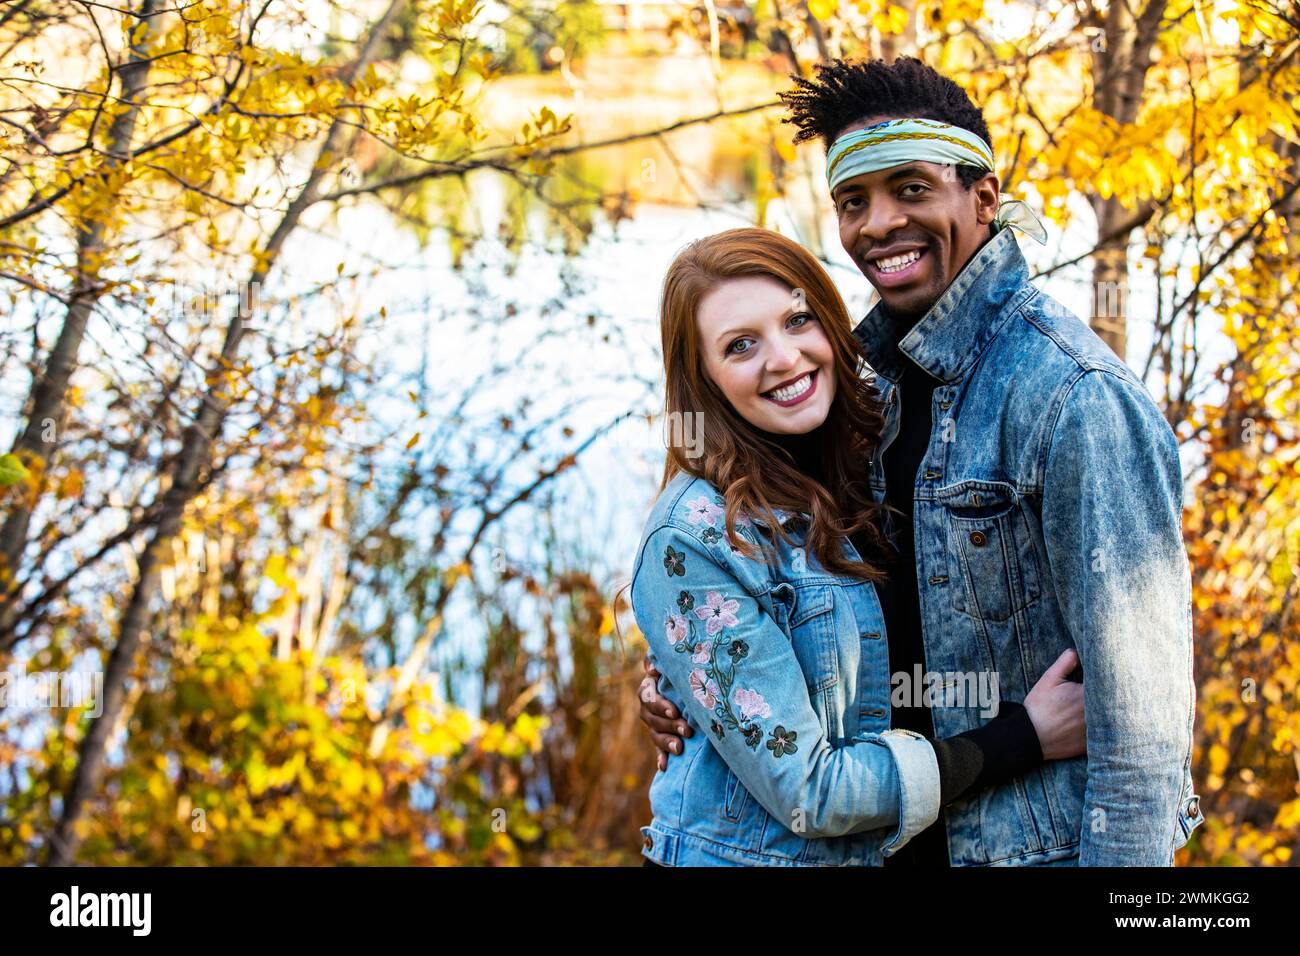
[0,0,164,619]
[1086,0,1168,360]
[45,0,409,866]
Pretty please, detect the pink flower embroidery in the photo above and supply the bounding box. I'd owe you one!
[691,640,713,664]
[689,670,719,709]
[694,589,740,635]
[733,686,771,720]
[665,614,688,646]
[684,495,724,529]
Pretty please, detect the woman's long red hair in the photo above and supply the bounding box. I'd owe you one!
[657,227,893,581]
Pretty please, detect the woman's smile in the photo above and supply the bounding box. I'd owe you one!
[763,369,819,407]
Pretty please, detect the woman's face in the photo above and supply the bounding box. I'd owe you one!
[695,275,837,435]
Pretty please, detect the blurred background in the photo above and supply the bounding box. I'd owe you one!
[0,0,1296,865]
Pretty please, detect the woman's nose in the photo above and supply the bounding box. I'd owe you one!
[766,342,800,371]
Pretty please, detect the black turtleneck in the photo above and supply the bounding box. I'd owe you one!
[756,399,1044,866]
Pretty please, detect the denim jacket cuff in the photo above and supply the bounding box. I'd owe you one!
[877,728,941,856]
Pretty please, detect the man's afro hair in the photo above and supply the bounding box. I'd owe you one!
[779,57,994,189]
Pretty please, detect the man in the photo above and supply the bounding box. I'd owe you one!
[638,56,1203,866]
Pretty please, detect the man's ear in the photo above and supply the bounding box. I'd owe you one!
[974,172,1001,226]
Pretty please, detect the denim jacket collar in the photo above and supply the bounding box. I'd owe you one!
[852,223,1031,385]
[745,507,805,532]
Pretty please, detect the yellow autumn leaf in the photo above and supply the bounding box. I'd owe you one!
[340,761,364,796]
[265,554,291,588]
[443,562,471,588]
[1208,743,1229,775]
[0,454,31,487]
[874,2,909,32]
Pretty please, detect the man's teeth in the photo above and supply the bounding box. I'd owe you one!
[767,373,813,402]
[874,249,922,273]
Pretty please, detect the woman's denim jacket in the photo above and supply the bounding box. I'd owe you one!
[630,471,942,866]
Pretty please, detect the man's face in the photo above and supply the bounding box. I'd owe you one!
[696,275,837,435]
[832,115,1001,322]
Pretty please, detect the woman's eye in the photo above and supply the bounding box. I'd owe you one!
[788,313,813,329]
[727,338,752,356]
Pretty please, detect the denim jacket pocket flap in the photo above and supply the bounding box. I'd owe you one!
[935,479,1018,519]
[936,480,1042,624]
[790,586,834,628]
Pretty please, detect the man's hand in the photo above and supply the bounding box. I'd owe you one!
[1024,649,1086,761]
[639,655,693,771]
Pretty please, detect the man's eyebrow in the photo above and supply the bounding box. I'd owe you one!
[885,162,937,182]
[833,163,937,198]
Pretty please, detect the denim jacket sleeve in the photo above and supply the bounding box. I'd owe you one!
[631,518,941,850]
[1041,368,1195,866]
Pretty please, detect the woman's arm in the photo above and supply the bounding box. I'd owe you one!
[632,521,940,851]
[642,665,1069,808]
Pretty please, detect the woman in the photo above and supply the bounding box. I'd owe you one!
[629,227,1084,866]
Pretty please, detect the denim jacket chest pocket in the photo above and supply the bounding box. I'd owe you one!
[936,480,1043,624]
[769,582,838,695]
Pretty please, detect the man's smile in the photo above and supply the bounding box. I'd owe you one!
[861,244,931,289]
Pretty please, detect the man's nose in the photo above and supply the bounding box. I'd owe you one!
[859,198,906,241]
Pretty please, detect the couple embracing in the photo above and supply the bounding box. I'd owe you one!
[627,56,1204,867]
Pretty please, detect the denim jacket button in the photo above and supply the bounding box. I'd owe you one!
[643,834,654,850]
[969,530,988,547]
[1186,796,1200,817]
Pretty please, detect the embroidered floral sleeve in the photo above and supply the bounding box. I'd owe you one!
[668,580,791,758]
[631,510,942,840]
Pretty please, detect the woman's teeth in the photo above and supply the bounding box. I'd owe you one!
[876,250,921,273]
[767,373,813,402]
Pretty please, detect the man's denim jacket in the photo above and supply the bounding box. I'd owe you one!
[631,473,943,866]
[852,222,1204,865]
